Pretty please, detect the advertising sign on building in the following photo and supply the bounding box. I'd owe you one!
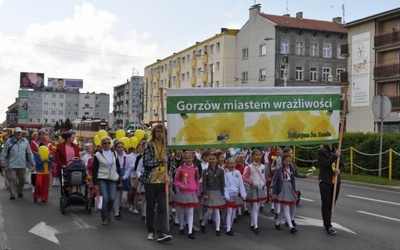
[18,91,29,119]
[167,87,342,149]
[351,32,370,107]
[20,72,45,89]
[48,78,83,89]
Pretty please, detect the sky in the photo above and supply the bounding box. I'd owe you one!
[0,0,399,123]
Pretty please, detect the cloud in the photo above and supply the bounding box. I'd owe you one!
[0,3,158,121]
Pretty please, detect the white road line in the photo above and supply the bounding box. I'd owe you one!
[357,211,400,222]
[299,197,314,202]
[347,195,400,206]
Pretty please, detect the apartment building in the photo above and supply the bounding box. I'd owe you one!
[143,29,238,125]
[112,71,144,130]
[343,8,400,132]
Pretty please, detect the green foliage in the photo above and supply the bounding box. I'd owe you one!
[54,121,60,131]
[294,132,400,180]
[64,118,72,131]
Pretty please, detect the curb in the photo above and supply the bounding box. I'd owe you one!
[341,179,400,193]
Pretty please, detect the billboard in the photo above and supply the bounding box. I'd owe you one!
[18,91,29,119]
[48,78,83,89]
[20,72,45,89]
[167,87,342,149]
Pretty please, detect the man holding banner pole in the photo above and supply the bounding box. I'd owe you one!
[317,144,344,235]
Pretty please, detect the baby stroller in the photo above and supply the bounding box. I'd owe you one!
[59,158,91,214]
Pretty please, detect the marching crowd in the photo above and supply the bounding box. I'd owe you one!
[0,124,343,243]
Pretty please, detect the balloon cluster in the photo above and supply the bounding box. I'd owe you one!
[93,129,145,150]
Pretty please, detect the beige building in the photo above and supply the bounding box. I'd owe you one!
[143,29,238,125]
[343,8,400,132]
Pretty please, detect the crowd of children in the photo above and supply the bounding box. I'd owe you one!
[1,127,315,242]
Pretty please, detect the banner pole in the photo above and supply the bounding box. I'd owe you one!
[331,83,348,218]
[159,87,170,232]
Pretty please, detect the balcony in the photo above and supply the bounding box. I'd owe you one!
[190,76,196,85]
[202,73,208,82]
[387,94,400,111]
[191,59,197,68]
[156,72,161,80]
[176,65,181,73]
[374,62,400,79]
[374,30,400,48]
[340,43,349,57]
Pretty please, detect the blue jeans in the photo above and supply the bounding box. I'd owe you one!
[145,183,167,236]
[98,179,117,221]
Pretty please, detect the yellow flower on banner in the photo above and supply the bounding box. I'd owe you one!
[244,114,273,142]
[272,112,306,141]
[210,195,215,200]
[212,113,244,143]
[173,114,217,145]
[300,111,337,139]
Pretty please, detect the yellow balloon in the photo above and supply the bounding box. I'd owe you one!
[130,136,139,148]
[120,137,131,149]
[94,135,101,146]
[97,130,108,139]
[116,129,126,140]
[134,129,145,140]
[38,145,49,160]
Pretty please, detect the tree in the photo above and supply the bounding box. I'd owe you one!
[54,121,60,131]
[60,120,65,130]
[64,118,72,131]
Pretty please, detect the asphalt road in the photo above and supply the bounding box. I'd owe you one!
[0,175,399,250]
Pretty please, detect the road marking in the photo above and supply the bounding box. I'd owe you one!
[357,211,400,222]
[347,195,400,206]
[299,197,314,202]
[259,214,356,234]
[29,214,91,245]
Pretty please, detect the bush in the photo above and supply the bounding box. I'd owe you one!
[294,132,400,180]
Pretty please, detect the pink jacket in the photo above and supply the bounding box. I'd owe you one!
[174,164,199,195]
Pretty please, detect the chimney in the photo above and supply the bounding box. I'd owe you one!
[332,17,342,23]
[283,14,290,17]
[249,3,261,20]
[296,12,303,19]
[221,28,228,33]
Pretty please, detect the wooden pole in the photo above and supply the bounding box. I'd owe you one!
[159,87,170,232]
[331,83,349,218]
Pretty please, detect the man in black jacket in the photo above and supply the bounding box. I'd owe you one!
[317,144,344,235]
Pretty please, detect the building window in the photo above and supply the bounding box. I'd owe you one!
[85,95,90,99]
[310,67,318,82]
[280,40,289,54]
[323,43,332,58]
[44,93,48,98]
[37,93,41,98]
[310,43,318,57]
[37,118,40,123]
[337,68,345,83]
[51,111,56,115]
[210,44,214,54]
[242,48,248,59]
[59,103,63,107]
[260,44,267,56]
[295,66,303,80]
[216,42,220,52]
[242,72,248,83]
[59,94,64,99]
[28,118,32,122]
[51,119,55,123]
[295,41,303,55]
[43,110,48,115]
[51,102,56,107]
[51,94,56,98]
[59,111,63,115]
[259,69,266,80]
[322,67,331,82]
[181,73,185,81]
[337,44,344,59]
[215,62,220,72]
